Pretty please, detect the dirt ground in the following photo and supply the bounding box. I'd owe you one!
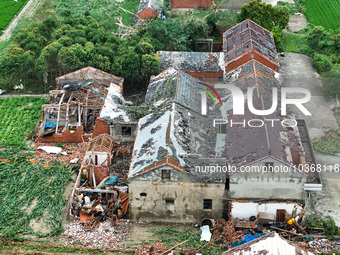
[287,14,308,32]
[280,53,340,226]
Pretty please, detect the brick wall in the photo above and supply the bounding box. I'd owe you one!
[37,126,87,143]
[94,166,109,184]
[138,7,156,20]
[225,51,279,73]
[172,0,212,9]
[93,118,110,137]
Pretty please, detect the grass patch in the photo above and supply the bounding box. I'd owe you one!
[303,0,340,30]
[0,0,29,30]
[312,129,340,155]
[282,33,313,55]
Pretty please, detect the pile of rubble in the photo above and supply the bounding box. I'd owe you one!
[304,238,340,253]
[62,219,130,249]
[134,242,169,255]
[212,219,241,247]
[35,142,86,164]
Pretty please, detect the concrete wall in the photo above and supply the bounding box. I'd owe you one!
[172,0,212,9]
[129,167,226,222]
[228,158,307,200]
[110,123,138,143]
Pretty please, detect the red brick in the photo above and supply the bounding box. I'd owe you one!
[172,0,212,9]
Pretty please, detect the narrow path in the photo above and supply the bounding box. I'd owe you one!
[0,0,44,42]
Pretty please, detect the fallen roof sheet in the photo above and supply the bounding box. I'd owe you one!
[222,232,314,255]
[158,51,225,73]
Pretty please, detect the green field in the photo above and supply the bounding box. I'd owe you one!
[0,150,73,236]
[304,0,340,30]
[0,0,29,30]
[0,97,47,149]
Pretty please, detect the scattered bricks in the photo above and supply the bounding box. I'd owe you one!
[62,219,130,250]
[135,241,169,255]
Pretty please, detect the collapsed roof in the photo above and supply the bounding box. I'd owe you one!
[138,0,163,14]
[226,97,305,169]
[56,66,124,92]
[100,84,137,123]
[129,103,227,182]
[145,68,234,118]
[223,19,279,69]
[222,232,314,255]
[157,51,225,73]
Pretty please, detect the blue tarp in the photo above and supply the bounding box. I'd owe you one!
[231,234,262,247]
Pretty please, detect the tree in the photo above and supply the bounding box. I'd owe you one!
[306,26,325,50]
[141,54,160,79]
[239,0,289,30]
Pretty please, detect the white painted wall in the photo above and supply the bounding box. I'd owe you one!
[231,201,302,219]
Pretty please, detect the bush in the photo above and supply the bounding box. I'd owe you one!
[313,53,332,73]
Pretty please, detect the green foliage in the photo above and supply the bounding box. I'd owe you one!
[306,26,325,50]
[306,213,340,240]
[312,129,340,155]
[152,225,224,254]
[313,53,332,73]
[0,150,73,237]
[303,0,340,30]
[239,0,290,30]
[206,10,238,40]
[282,33,313,55]
[0,0,29,30]
[272,27,284,52]
[0,97,47,149]
[277,1,296,15]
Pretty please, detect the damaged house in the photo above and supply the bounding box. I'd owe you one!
[137,0,163,20]
[170,0,212,9]
[128,20,320,223]
[37,67,137,143]
[157,19,279,83]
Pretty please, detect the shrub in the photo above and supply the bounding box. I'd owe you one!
[313,53,332,73]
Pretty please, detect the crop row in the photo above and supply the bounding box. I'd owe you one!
[0,150,73,236]
[0,97,47,149]
[0,0,29,30]
[304,0,340,30]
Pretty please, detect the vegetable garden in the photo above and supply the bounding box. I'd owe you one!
[0,149,73,236]
[304,0,340,30]
[0,97,47,149]
[0,0,29,30]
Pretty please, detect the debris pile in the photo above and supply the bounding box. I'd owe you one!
[62,220,129,249]
[134,242,169,255]
[35,142,86,164]
[305,239,340,253]
[212,219,240,247]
